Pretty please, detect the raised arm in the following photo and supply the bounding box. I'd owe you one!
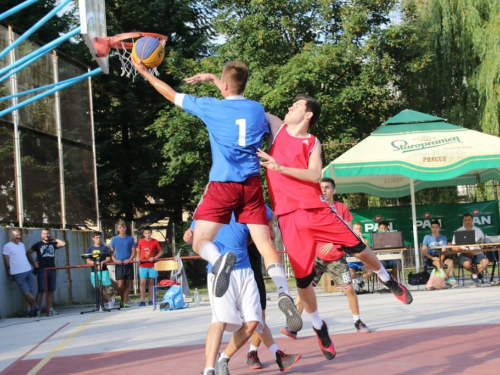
[265,113,284,139]
[132,59,178,102]
[183,73,222,91]
[257,141,323,183]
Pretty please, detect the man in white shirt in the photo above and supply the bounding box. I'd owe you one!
[3,228,40,317]
[452,213,489,286]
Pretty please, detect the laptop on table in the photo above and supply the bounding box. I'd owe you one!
[371,231,405,250]
[454,230,476,245]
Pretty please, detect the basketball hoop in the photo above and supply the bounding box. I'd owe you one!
[94,32,167,80]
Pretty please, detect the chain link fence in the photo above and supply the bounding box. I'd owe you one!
[0,25,97,227]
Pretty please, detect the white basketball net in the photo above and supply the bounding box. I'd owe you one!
[113,41,160,81]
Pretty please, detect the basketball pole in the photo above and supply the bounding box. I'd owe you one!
[0,68,102,118]
[0,27,81,79]
[0,0,72,60]
[0,0,38,22]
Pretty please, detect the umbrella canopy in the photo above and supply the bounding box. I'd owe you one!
[322,109,500,270]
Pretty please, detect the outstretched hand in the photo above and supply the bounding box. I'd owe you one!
[257,148,281,172]
[184,73,215,85]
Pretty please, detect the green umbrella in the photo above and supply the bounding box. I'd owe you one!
[322,109,500,270]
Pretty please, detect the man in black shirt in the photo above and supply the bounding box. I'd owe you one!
[27,229,66,316]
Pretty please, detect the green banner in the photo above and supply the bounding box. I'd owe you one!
[351,200,500,246]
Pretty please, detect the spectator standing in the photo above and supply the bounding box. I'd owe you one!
[137,227,163,306]
[86,231,115,309]
[3,228,40,317]
[27,228,66,316]
[110,220,136,308]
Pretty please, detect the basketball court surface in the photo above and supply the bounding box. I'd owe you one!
[1,284,499,375]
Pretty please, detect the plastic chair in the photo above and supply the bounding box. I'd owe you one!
[152,259,179,310]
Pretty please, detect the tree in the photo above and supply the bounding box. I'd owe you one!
[154,0,430,212]
[91,0,211,222]
[400,0,500,134]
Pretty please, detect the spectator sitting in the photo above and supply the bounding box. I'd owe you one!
[376,221,402,279]
[452,213,489,287]
[421,220,457,287]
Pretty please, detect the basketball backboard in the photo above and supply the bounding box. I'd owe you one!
[79,0,108,74]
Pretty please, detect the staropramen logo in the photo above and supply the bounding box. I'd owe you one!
[391,136,462,153]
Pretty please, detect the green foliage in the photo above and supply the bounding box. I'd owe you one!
[90,0,212,221]
[400,0,500,134]
[154,0,428,217]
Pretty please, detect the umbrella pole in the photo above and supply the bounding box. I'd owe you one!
[410,179,420,272]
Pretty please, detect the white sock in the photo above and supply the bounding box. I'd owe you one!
[472,274,478,279]
[220,352,230,360]
[374,266,391,282]
[200,242,221,265]
[266,263,289,294]
[353,314,360,322]
[309,309,323,330]
[268,344,278,356]
[249,344,258,352]
[203,368,215,375]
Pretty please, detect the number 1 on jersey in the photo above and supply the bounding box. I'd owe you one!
[236,119,246,146]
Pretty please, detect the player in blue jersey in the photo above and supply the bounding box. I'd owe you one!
[184,207,300,375]
[134,59,301,333]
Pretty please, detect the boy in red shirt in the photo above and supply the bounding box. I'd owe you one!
[137,227,163,306]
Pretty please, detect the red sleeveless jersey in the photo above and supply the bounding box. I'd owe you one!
[266,124,328,215]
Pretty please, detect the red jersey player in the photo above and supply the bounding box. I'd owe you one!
[258,94,412,361]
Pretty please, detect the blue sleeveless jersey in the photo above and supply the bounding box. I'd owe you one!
[191,206,272,272]
[177,94,269,182]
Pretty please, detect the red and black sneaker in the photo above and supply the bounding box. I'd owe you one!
[275,350,301,372]
[313,320,336,360]
[379,276,413,304]
[280,327,298,340]
[246,350,262,370]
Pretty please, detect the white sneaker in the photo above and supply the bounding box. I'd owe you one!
[107,298,115,309]
[49,308,59,316]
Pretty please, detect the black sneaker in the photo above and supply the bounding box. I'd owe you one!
[472,276,481,287]
[354,319,370,333]
[278,293,303,333]
[212,252,237,297]
[379,276,413,304]
[215,355,230,375]
[313,320,336,360]
[246,350,262,370]
[275,350,301,372]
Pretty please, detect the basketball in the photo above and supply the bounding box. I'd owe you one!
[132,36,165,69]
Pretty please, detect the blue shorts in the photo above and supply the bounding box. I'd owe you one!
[90,270,112,287]
[13,271,34,294]
[459,253,486,266]
[380,259,401,270]
[348,262,364,272]
[37,269,56,293]
[139,267,157,279]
